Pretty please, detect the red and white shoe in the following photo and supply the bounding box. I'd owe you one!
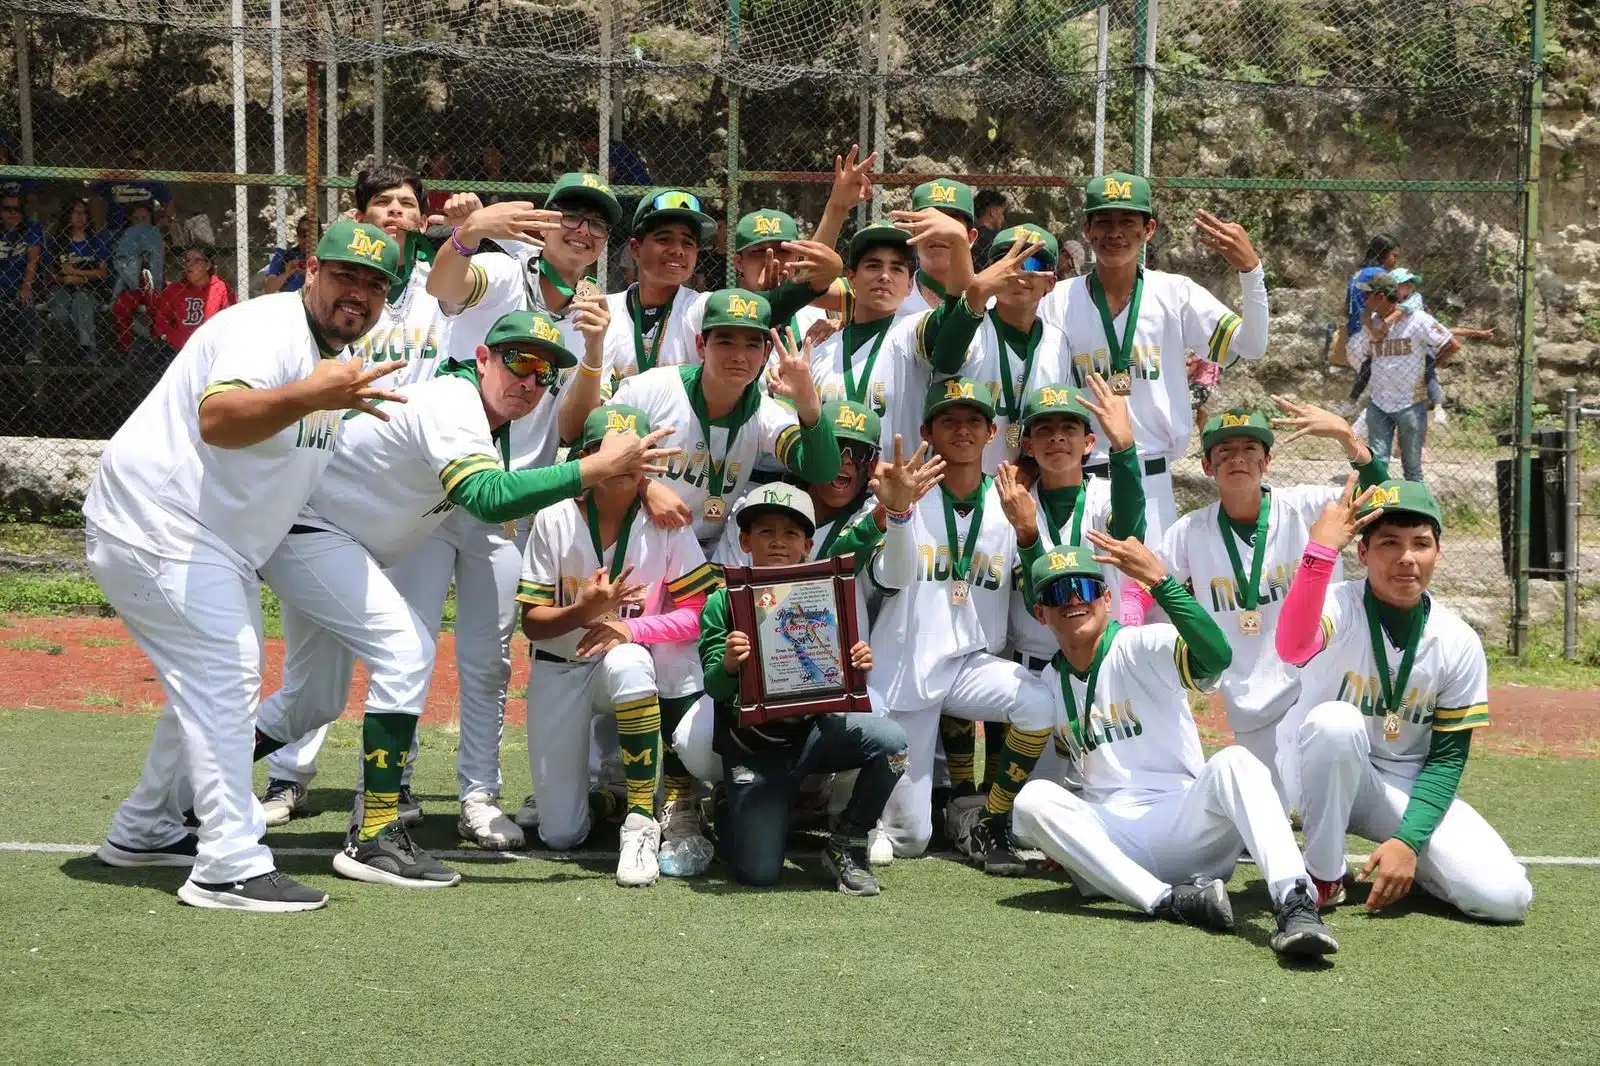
[1312,872,1352,910]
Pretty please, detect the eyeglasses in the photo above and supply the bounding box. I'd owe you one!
[1038,576,1105,608]
[559,211,610,238]
[648,190,702,213]
[499,349,558,387]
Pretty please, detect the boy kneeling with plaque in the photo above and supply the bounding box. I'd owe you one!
[698,482,921,895]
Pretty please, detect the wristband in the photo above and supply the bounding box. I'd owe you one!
[885,505,914,526]
[955,293,983,320]
[449,228,476,258]
[578,359,603,379]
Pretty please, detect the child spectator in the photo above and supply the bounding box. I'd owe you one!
[263,215,315,294]
[153,243,234,354]
[46,198,110,364]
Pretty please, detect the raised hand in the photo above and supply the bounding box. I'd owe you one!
[1193,209,1261,272]
[588,426,680,483]
[304,357,411,419]
[1270,394,1370,462]
[1307,471,1383,552]
[994,461,1040,546]
[457,201,563,249]
[968,232,1049,304]
[781,239,844,292]
[571,291,611,343]
[828,144,878,214]
[889,207,970,249]
[868,436,944,515]
[639,479,693,531]
[431,192,484,230]
[1086,529,1169,588]
[1080,372,1134,452]
[767,327,822,425]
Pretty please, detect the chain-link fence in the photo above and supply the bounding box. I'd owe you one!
[0,0,1564,650]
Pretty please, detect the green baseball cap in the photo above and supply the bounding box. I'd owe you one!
[733,209,800,253]
[1019,385,1094,433]
[579,403,652,452]
[823,400,881,451]
[991,224,1059,268]
[546,172,623,227]
[1389,267,1423,287]
[1356,271,1401,298]
[484,309,578,368]
[1084,172,1154,217]
[923,376,996,425]
[315,220,404,283]
[1358,479,1444,532]
[912,179,976,225]
[734,482,817,538]
[632,188,716,243]
[1030,543,1106,589]
[1201,408,1274,457]
[700,288,772,335]
[847,223,913,269]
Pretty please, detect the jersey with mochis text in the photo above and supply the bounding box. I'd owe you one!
[1157,485,1345,731]
[809,303,933,457]
[1041,622,1214,806]
[84,292,351,576]
[867,480,1018,712]
[936,312,1074,473]
[1290,579,1490,781]
[355,253,446,389]
[296,374,505,568]
[516,498,721,697]
[611,366,812,548]
[1042,267,1257,466]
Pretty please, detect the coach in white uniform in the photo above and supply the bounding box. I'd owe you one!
[1042,172,1269,538]
[1011,537,1338,959]
[87,221,405,912]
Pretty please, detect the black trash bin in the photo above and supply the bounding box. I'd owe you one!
[1496,428,1568,580]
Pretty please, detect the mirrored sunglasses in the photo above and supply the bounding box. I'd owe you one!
[499,349,558,386]
[650,190,702,213]
[1038,576,1105,608]
[1021,256,1050,273]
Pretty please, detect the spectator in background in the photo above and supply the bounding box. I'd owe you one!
[0,141,39,218]
[263,215,315,294]
[108,203,164,353]
[1058,238,1087,277]
[972,189,1007,263]
[0,193,42,364]
[153,243,234,355]
[1342,232,1399,404]
[694,217,729,289]
[423,148,452,216]
[92,146,173,236]
[471,145,508,205]
[46,198,110,364]
[583,136,652,187]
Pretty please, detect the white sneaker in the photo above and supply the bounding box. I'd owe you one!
[657,797,714,877]
[260,778,306,828]
[616,812,661,887]
[945,794,987,858]
[867,826,894,866]
[512,794,540,830]
[458,796,525,851]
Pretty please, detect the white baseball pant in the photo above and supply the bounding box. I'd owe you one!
[1287,701,1533,923]
[671,695,721,784]
[87,524,274,885]
[529,644,659,850]
[1013,746,1310,912]
[879,652,1055,857]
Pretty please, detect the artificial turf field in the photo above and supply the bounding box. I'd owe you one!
[3,707,1597,1066]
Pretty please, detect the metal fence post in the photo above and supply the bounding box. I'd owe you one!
[725,0,741,286]
[857,0,872,229]
[1564,388,1580,660]
[372,0,384,165]
[1132,0,1158,176]
[305,0,322,232]
[1512,0,1546,662]
[13,13,32,166]
[1093,4,1108,175]
[232,0,249,297]
[871,0,889,223]
[597,0,612,289]
[325,34,339,222]
[271,0,287,248]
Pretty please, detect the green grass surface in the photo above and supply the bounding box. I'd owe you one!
[2,709,1598,1065]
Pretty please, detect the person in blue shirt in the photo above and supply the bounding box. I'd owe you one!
[0,140,39,218]
[263,215,316,294]
[95,148,171,302]
[1344,233,1399,404]
[46,198,111,364]
[0,192,42,364]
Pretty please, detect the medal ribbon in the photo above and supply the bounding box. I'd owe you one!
[630,286,676,373]
[841,316,894,406]
[1056,621,1122,754]
[1363,583,1425,721]
[1040,484,1087,548]
[816,514,849,559]
[682,366,760,504]
[585,495,641,583]
[916,270,947,301]
[939,478,991,586]
[1217,491,1272,613]
[1087,268,1145,379]
[539,255,578,302]
[991,310,1042,426]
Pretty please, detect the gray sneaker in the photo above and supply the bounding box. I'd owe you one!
[96,834,198,868]
[1156,876,1235,931]
[1271,880,1340,957]
[397,786,423,827]
[821,834,881,897]
[177,870,327,913]
[260,778,306,828]
[332,822,460,889]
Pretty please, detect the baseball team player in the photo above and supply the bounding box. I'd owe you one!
[1009,534,1339,959]
[350,166,450,387]
[697,476,922,895]
[1122,400,1387,802]
[897,178,979,317]
[1042,172,1269,539]
[518,404,721,886]
[87,220,406,912]
[1274,478,1534,921]
[602,189,719,377]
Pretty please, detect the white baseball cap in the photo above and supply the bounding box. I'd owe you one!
[733,482,816,537]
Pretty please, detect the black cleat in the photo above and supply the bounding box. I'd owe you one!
[969,816,1028,877]
[177,870,327,912]
[1271,880,1340,957]
[332,822,461,889]
[1157,876,1235,931]
[821,835,881,897]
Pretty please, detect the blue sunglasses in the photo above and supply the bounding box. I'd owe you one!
[1038,576,1105,607]
[1022,256,1051,273]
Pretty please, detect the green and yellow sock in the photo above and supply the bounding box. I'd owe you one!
[983,728,1049,819]
[615,695,662,819]
[940,715,978,798]
[980,723,1007,792]
[359,713,418,841]
[659,692,701,804]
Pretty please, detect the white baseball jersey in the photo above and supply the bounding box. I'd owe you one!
[897,277,939,318]
[83,292,350,575]
[810,309,932,455]
[516,499,720,697]
[868,479,1018,712]
[611,366,811,547]
[1157,485,1344,731]
[937,311,1075,472]
[1042,621,1213,805]
[354,254,446,388]
[1044,267,1264,464]
[296,374,503,568]
[1007,478,1116,663]
[1294,580,1490,781]
[602,284,702,382]
[1347,307,1451,414]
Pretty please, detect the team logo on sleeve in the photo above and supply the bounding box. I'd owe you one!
[835,407,869,434]
[727,294,764,321]
[606,410,638,433]
[753,215,784,237]
[347,229,388,263]
[1103,177,1134,201]
[944,379,977,401]
[928,182,959,205]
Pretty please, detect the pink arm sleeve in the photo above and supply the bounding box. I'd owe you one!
[624,592,707,646]
[1120,582,1155,626]
[1276,541,1340,667]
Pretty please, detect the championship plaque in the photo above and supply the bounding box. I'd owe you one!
[723,554,871,727]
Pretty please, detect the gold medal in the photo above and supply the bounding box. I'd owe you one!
[503,521,517,540]
[1239,609,1263,636]
[1110,370,1133,395]
[951,579,971,606]
[704,496,727,523]
[1384,712,1402,742]
[574,278,599,300]
[1006,422,1022,449]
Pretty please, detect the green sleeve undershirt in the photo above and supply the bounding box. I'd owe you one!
[1352,451,1390,490]
[1105,445,1148,541]
[1394,728,1472,853]
[827,511,886,575]
[782,415,843,484]
[699,589,739,705]
[764,279,827,331]
[1016,537,1046,609]
[927,295,984,374]
[447,461,585,524]
[1150,575,1233,680]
